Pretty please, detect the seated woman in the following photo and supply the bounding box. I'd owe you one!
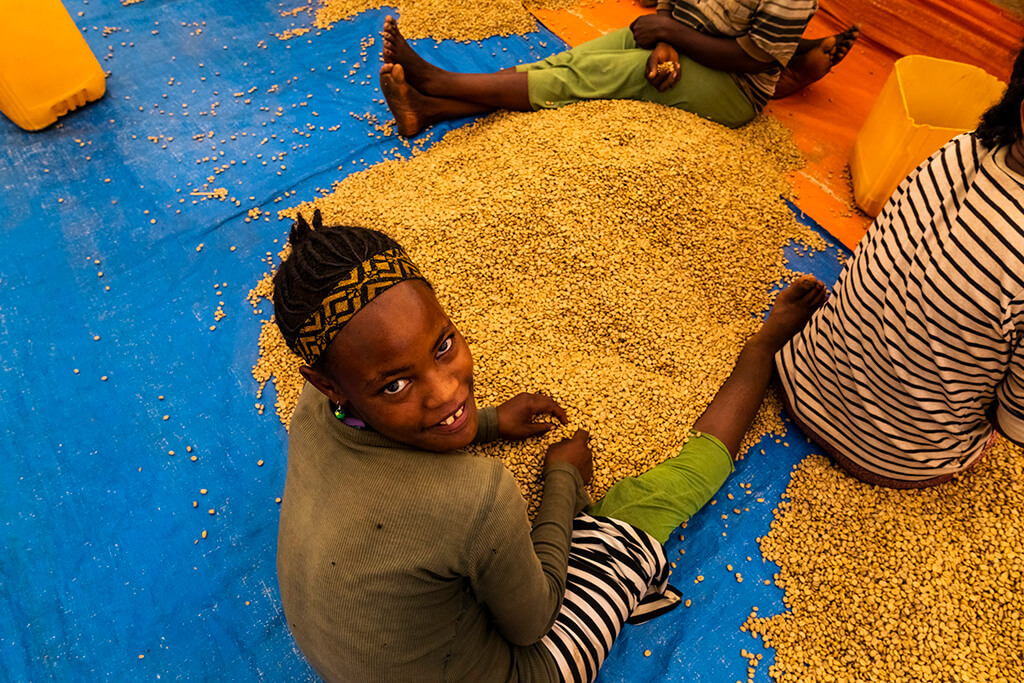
[379,1,858,136]
[272,210,826,682]
[776,44,1024,488]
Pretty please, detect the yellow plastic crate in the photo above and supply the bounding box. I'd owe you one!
[0,0,106,131]
[850,55,1006,216]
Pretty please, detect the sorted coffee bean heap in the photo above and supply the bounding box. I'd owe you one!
[251,100,824,509]
[312,0,596,41]
[314,0,538,41]
[745,440,1024,681]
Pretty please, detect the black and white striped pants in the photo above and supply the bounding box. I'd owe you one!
[539,514,670,683]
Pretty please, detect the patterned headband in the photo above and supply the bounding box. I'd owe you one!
[293,247,425,366]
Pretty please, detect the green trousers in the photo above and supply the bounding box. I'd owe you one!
[588,432,734,544]
[516,28,757,129]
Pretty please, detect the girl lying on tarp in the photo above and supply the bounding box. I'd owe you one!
[378,1,858,137]
[272,210,826,682]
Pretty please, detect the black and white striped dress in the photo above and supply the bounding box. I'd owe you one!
[540,514,670,683]
[777,132,1024,481]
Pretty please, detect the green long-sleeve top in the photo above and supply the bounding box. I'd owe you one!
[277,383,591,682]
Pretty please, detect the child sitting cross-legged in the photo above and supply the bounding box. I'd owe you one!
[272,210,827,683]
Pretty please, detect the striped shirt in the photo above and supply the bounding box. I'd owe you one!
[777,132,1024,481]
[656,0,818,109]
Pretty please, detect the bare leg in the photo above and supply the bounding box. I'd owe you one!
[380,64,493,137]
[772,25,860,99]
[693,275,828,456]
[381,15,531,111]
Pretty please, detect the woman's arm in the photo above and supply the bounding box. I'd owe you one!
[467,436,591,645]
[987,337,1024,447]
[630,14,774,74]
[988,402,1024,447]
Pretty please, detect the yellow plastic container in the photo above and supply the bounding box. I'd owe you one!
[0,0,106,131]
[850,55,1006,216]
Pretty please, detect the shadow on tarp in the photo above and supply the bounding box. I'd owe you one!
[0,0,850,680]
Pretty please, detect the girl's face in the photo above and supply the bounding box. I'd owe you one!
[304,279,479,453]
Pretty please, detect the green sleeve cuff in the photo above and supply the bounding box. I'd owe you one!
[543,461,592,513]
[473,406,500,444]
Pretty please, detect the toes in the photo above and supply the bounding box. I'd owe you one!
[811,287,829,308]
[802,277,826,299]
[391,62,406,84]
[832,29,859,64]
[786,275,819,300]
[380,63,407,92]
[385,16,402,37]
[799,287,822,304]
[838,26,860,49]
[830,28,857,47]
[838,25,859,40]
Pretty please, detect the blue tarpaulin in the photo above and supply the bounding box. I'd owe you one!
[0,1,849,680]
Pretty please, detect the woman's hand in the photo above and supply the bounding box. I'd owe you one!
[630,14,677,49]
[544,430,593,485]
[645,42,681,92]
[496,393,568,441]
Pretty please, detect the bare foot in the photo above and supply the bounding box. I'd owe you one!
[829,25,860,67]
[771,25,860,99]
[796,25,860,63]
[759,275,828,350]
[381,15,443,95]
[380,63,428,137]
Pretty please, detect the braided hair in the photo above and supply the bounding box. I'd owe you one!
[273,209,402,364]
[977,41,1024,150]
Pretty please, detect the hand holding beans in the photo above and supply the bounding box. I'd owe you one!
[496,392,568,441]
[545,430,593,485]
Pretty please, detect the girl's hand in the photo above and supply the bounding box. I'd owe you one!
[645,42,681,92]
[496,393,568,441]
[630,14,676,49]
[545,430,593,485]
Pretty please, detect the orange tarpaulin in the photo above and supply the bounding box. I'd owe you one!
[529,0,1023,250]
[764,9,897,248]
